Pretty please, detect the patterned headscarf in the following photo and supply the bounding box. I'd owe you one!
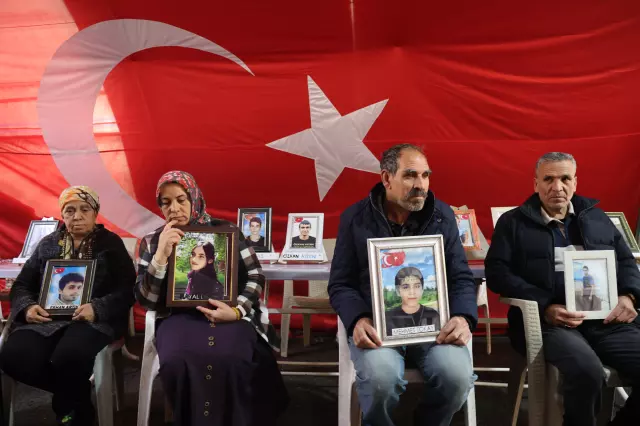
[156,171,212,225]
[58,186,100,213]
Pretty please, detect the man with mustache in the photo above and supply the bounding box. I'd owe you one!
[486,152,640,426]
[328,144,477,426]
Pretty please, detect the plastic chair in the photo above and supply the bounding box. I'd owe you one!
[0,318,124,426]
[279,239,336,357]
[337,318,477,426]
[136,310,160,426]
[502,297,629,426]
[476,279,492,354]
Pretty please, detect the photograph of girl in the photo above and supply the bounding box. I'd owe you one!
[173,233,226,301]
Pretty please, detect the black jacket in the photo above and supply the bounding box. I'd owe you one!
[485,194,640,335]
[328,183,478,335]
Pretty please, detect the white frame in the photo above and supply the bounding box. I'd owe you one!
[564,250,618,320]
[490,206,516,228]
[283,213,324,252]
[368,235,450,347]
[19,220,60,258]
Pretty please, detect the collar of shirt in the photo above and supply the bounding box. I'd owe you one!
[540,201,575,225]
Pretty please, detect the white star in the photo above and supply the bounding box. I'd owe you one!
[266,76,388,201]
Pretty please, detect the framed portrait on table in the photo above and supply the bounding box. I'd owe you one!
[605,212,639,254]
[237,207,272,253]
[279,213,325,263]
[453,210,481,251]
[18,220,60,259]
[166,225,239,308]
[39,259,96,316]
[564,250,618,320]
[490,206,516,228]
[368,235,450,347]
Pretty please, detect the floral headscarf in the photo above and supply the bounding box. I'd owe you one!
[58,185,100,213]
[156,171,212,225]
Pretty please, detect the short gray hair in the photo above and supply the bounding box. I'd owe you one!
[380,144,425,175]
[535,152,577,174]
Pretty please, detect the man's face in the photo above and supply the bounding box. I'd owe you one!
[382,150,431,212]
[534,160,577,214]
[250,221,261,236]
[60,281,83,303]
[300,224,311,237]
[583,267,589,276]
[398,276,423,308]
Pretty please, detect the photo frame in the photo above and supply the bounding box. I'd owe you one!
[490,206,516,228]
[167,225,239,308]
[19,220,60,259]
[368,235,450,347]
[605,212,640,254]
[237,207,272,253]
[564,250,618,320]
[39,259,96,316]
[453,209,481,251]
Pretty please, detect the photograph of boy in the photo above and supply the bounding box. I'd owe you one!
[244,215,266,248]
[291,219,317,248]
[47,271,85,308]
[573,262,607,312]
[455,214,474,247]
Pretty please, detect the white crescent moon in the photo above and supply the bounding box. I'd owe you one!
[37,19,254,237]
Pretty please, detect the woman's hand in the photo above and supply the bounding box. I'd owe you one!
[25,305,51,324]
[155,219,185,264]
[197,299,238,323]
[72,303,95,323]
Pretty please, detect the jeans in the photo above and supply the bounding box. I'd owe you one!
[349,339,475,426]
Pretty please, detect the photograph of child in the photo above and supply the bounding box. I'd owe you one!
[174,232,227,301]
[290,217,318,249]
[572,259,610,312]
[455,214,474,247]
[45,266,87,309]
[242,213,267,249]
[381,247,440,337]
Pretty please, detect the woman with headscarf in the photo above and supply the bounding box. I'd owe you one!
[183,242,224,300]
[135,171,288,426]
[0,186,136,425]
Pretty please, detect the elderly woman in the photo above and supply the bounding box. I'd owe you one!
[0,186,136,426]
[135,171,288,426]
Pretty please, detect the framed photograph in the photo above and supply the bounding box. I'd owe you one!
[237,208,272,252]
[490,206,516,228]
[368,235,450,347]
[606,212,640,253]
[167,225,238,307]
[19,220,60,258]
[453,210,481,251]
[564,250,618,320]
[38,259,96,316]
[284,213,324,251]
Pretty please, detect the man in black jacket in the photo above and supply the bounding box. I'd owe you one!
[328,144,477,426]
[486,152,640,426]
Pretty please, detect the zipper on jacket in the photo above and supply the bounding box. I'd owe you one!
[369,193,395,237]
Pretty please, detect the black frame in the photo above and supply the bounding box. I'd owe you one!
[39,259,96,317]
[237,207,272,252]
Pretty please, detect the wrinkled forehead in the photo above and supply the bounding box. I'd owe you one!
[398,150,430,172]
[62,200,93,210]
[536,160,576,179]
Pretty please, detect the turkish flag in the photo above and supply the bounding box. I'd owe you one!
[54,268,65,274]
[381,251,406,268]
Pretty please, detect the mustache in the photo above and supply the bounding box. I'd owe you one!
[406,189,428,199]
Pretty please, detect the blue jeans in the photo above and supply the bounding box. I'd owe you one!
[349,339,475,426]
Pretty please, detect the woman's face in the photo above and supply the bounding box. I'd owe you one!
[159,183,191,226]
[190,245,212,271]
[62,200,97,239]
[398,275,423,309]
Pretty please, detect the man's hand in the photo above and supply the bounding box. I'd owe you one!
[196,299,238,323]
[544,304,585,328]
[25,305,51,324]
[436,316,471,346]
[353,317,382,349]
[604,295,637,324]
[72,304,95,323]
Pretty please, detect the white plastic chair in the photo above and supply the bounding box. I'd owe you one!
[476,279,492,354]
[337,318,477,426]
[136,310,162,426]
[280,239,336,357]
[502,297,629,426]
[0,318,123,426]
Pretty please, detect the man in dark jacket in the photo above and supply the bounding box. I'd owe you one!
[328,144,477,426]
[485,152,640,426]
